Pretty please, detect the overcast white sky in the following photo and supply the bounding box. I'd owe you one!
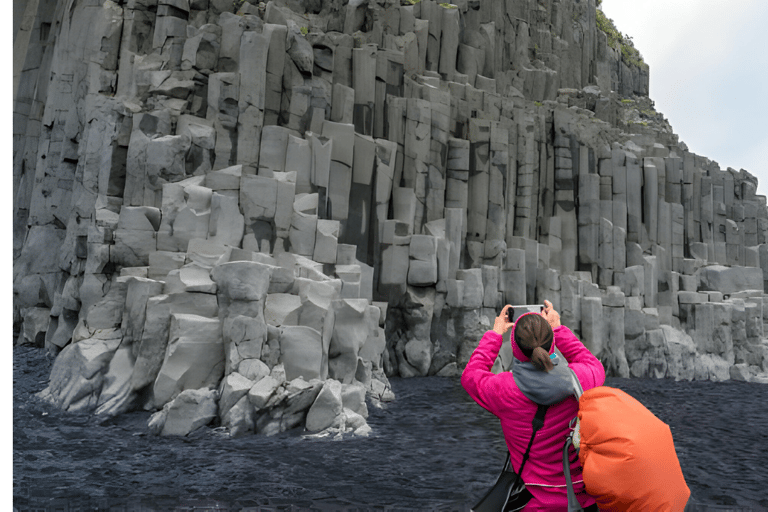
[599,0,768,196]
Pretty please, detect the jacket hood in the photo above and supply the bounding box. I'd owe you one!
[511,354,581,405]
[511,324,581,405]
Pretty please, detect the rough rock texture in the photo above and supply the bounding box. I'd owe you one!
[16,0,768,437]
[149,388,219,437]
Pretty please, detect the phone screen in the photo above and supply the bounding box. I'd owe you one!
[508,305,544,323]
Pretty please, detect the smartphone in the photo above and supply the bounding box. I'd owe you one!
[507,304,544,323]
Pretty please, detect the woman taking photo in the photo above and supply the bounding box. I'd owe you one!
[461,301,605,511]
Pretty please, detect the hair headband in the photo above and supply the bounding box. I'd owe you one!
[513,311,555,355]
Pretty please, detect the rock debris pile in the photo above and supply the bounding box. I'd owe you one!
[13,0,768,435]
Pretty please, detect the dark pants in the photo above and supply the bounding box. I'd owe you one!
[583,505,599,512]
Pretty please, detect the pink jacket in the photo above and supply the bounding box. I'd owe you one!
[461,325,606,511]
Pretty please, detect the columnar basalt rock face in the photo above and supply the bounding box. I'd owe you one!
[14,0,768,435]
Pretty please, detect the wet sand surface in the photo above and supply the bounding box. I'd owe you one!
[13,346,768,511]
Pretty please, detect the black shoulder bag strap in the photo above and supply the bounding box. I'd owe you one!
[471,403,549,512]
[513,403,550,475]
[501,403,550,512]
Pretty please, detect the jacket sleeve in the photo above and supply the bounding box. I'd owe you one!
[460,330,506,416]
[554,325,605,392]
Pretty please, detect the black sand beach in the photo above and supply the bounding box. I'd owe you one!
[13,346,768,511]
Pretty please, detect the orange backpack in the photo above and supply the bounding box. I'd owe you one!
[564,386,691,511]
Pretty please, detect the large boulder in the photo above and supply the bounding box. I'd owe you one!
[729,363,759,382]
[305,379,343,432]
[254,377,323,436]
[342,407,367,432]
[282,378,324,418]
[37,329,123,412]
[222,395,256,437]
[280,325,325,381]
[130,292,219,395]
[248,375,282,410]
[94,345,136,416]
[149,388,218,436]
[152,314,225,407]
[218,372,255,419]
[341,381,368,418]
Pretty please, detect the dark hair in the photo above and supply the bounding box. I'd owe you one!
[514,313,554,373]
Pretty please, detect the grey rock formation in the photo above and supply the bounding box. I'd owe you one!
[16,0,768,438]
[149,388,220,437]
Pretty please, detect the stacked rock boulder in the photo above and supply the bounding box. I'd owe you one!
[13,0,768,436]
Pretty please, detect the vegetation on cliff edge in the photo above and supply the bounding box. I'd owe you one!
[595,2,649,71]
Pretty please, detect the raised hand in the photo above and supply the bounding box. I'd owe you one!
[493,305,515,335]
[541,299,561,330]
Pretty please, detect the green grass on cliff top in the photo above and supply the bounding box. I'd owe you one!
[595,3,649,71]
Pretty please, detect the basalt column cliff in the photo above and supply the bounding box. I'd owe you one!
[13,0,768,436]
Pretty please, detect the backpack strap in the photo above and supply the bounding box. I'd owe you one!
[569,367,584,400]
[564,371,584,512]
[516,403,549,476]
[563,436,584,511]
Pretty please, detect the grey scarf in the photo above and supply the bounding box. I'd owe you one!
[512,350,583,405]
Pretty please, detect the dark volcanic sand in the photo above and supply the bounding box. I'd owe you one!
[13,346,768,511]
